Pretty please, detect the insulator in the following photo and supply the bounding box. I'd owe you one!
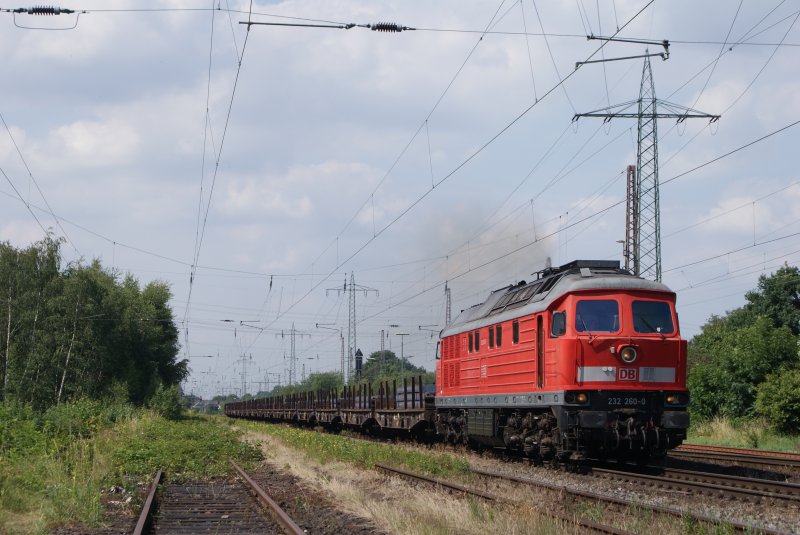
[24,5,73,15]
[370,22,404,32]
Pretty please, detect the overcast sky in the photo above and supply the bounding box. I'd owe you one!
[1,0,798,399]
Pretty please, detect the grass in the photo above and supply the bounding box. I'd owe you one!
[0,405,263,535]
[239,418,787,534]
[235,419,469,478]
[687,417,800,452]
[240,422,569,535]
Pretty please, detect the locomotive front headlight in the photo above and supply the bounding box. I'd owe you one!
[665,392,689,406]
[576,392,588,404]
[620,346,638,363]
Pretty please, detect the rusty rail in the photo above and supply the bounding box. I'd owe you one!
[229,460,305,535]
[374,462,498,501]
[374,463,633,535]
[677,443,800,461]
[671,448,800,469]
[132,468,162,535]
[593,466,798,503]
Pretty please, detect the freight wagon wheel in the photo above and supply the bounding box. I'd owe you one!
[327,417,343,434]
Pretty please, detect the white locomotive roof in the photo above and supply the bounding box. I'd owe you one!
[440,260,673,337]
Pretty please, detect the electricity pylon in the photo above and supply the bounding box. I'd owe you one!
[574,54,719,281]
[327,273,377,383]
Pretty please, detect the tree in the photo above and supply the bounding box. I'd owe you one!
[688,266,800,422]
[304,371,343,392]
[755,370,800,433]
[742,265,800,335]
[0,238,186,411]
[360,350,428,384]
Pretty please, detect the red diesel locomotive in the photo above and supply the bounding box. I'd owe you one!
[225,259,689,463]
[436,259,689,461]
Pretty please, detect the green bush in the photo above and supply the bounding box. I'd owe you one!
[755,369,800,433]
[42,398,106,439]
[0,402,46,460]
[148,385,183,420]
[687,316,798,421]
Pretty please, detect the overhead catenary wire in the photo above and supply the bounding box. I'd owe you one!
[206,0,800,386]
[184,0,255,347]
[6,2,793,386]
[0,112,81,257]
[242,1,659,355]
[356,115,800,328]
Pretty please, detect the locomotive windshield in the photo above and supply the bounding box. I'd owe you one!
[633,301,674,334]
[575,300,619,332]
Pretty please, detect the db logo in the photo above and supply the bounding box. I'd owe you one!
[618,368,638,381]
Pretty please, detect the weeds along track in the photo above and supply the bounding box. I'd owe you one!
[472,467,794,535]
[133,461,303,535]
[374,462,634,535]
[247,423,800,532]
[672,444,800,469]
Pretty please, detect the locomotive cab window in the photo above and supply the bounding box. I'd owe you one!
[575,300,619,333]
[512,321,519,344]
[468,332,474,352]
[474,330,480,350]
[489,327,495,348]
[633,301,675,334]
[496,325,502,347]
[551,311,566,337]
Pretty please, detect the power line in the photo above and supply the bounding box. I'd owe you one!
[184,0,255,341]
[0,165,50,239]
[358,115,800,325]
[303,0,513,280]
[248,1,656,344]
[0,112,81,257]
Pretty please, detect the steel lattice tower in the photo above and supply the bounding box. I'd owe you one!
[625,165,637,273]
[444,282,452,326]
[289,323,297,386]
[574,54,719,281]
[347,273,356,382]
[636,56,661,281]
[327,273,377,383]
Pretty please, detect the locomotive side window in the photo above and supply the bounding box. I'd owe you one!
[512,321,519,344]
[551,311,566,337]
[633,301,675,334]
[474,330,480,349]
[575,300,619,333]
[489,327,495,348]
[496,325,502,347]
[468,332,474,352]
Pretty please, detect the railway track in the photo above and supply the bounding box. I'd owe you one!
[672,444,800,469]
[374,462,635,535]
[677,444,800,460]
[133,460,304,535]
[592,466,800,503]
[472,466,794,535]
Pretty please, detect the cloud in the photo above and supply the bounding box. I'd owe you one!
[50,119,140,166]
[0,220,46,245]
[222,160,378,220]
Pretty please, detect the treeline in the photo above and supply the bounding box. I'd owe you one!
[688,265,800,433]
[0,237,187,411]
